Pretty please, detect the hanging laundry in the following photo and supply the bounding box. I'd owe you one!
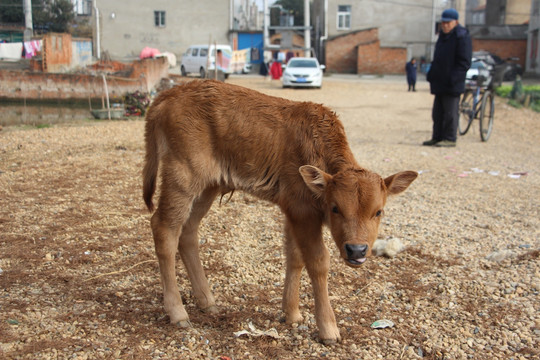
[0,42,23,60]
[24,40,43,59]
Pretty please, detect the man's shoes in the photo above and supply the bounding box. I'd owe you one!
[434,140,456,147]
[422,139,439,146]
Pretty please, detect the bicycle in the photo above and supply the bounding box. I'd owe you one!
[458,74,495,142]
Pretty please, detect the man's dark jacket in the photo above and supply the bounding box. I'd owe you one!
[427,24,472,95]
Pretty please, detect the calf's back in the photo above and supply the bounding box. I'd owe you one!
[144,80,358,210]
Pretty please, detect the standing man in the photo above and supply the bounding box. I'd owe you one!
[424,8,472,147]
[406,58,417,91]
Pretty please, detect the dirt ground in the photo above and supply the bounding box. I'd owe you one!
[0,74,539,360]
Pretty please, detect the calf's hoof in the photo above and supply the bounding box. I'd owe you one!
[321,338,339,346]
[201,305,219,314]
[319,328,341,345]
[284,311,303,324]
[173,319,192,328]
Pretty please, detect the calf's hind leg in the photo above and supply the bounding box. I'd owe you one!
[177,186,220,313]
[151,191,194,327]
[150,159,206,327]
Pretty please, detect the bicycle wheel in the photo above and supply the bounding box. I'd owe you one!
[479,90,495,141]
[458,90,474,135]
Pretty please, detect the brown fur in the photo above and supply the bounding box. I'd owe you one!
[142,80,417,343]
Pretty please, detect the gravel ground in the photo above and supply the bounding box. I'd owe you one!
[0,74,539,359]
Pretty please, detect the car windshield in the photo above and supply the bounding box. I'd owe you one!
[471,61,486,70]
[288,60,318,68]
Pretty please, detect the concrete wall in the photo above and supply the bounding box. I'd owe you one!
[0,57,169,100]
[506,0,532,25]
[72,38,93,68]
[97,0,230,60]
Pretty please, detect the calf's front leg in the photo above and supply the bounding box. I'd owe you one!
[288,218,341,344]
[283,220,305,324]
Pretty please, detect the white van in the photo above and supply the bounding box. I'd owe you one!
[180,44,232,78]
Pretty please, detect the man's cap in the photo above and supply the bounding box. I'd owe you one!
[441,8,459,22]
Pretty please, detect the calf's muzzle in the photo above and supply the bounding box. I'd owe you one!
[344,244,368,265]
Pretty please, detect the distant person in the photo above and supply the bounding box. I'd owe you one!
[270,60,282,80]
[424,8,472,147]
[286,51,294,64]
[405,58,417,91]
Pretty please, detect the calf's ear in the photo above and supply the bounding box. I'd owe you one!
[299,165,332,197]
[384,171,418,195]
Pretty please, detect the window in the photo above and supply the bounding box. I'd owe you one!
[191,48,199,56]
[200,48,208,57]
[154,11,166,27]
[337,5,351,30]
[73,0,92,16]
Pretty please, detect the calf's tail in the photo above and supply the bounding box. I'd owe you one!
[142,109,159,213]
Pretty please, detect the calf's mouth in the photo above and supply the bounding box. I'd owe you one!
[346,257,367,266]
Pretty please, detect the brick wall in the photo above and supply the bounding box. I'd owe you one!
[472,39,527,68]
[42,33,73,73]
[0,57,169,100]
[357,41,407,75]
[326,28,378,73]
[326,28,406,74]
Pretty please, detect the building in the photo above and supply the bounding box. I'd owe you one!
[483,0,531,25]
[313,0,466,74]
[526,0,540,74]
[467,0,531,71]
[92,0,231,60]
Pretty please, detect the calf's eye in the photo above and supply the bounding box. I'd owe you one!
[332,206,339,214]
[375,210,383,217]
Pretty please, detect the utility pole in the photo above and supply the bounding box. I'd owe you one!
[93,0,101,59]
[304,0,310,57]
[430,0,437,61]
[23,0,33,42]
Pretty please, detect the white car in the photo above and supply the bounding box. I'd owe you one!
[282,57,325,88]
[466,58,492,88]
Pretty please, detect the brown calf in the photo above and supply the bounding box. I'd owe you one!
[142,80,417,344]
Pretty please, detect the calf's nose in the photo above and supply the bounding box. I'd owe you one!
[345,244,368,259]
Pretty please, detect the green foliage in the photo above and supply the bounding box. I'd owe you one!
[496,85,540,98]
[0,0,24,23]
[495,86,512,98]
[274,0,305,26]
[48,0,74,32]
[495,83,540,112]
[0,0,74,34]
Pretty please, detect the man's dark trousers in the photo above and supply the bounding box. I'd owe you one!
[432,94,460,142]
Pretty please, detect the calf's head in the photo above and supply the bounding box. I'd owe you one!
[300,165,417,267]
